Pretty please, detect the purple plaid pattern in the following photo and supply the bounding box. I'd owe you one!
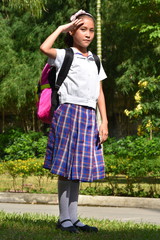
[44,103,105,182]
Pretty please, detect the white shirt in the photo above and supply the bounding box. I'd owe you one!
[48,47,107,109]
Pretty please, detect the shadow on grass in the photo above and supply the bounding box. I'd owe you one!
[0,211,160,240]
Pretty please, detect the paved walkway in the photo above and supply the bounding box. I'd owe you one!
[0,192,160,225]
[1,192,160,209]
[0,203,160,225]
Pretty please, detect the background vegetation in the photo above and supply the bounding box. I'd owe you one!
[0,0,159,198]
[0,0,159,137]
[0,129,160,197]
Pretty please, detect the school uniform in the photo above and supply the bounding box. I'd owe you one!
[44,47,107,182]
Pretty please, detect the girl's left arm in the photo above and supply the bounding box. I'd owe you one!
[97,82,108,143]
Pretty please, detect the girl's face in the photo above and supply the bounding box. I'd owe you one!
[71,16,95,52]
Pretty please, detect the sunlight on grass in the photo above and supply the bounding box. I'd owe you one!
[0,211,160,240]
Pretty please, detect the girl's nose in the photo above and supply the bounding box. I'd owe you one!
[85,30,90,37]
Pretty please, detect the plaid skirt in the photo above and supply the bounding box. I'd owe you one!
[43,103,105,182]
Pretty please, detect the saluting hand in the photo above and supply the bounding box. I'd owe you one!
[61,19,84,33]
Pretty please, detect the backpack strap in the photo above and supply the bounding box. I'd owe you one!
[55,48,74,89]
[50,48,74,114]
[92,53,100,74]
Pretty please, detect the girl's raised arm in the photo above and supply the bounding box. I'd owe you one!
[40,19,83,59]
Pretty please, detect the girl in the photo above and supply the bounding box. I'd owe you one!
[40,9,108,233]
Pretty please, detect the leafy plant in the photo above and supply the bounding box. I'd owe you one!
[3,158,48,191]
[3,131,47,161]
[104,136,160,160]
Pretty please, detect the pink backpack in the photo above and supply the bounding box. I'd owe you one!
[36,48,74,124]
[37,64,52,124]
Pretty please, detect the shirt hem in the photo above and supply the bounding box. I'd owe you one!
[59,97,97,109]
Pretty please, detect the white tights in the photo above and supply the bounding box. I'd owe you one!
[58,178,85,227]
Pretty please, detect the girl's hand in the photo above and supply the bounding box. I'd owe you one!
[99,122,108,143]
[61,19,84,33]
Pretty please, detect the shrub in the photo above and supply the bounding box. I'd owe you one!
[104,136,160,160]
[104,155,160,178]
[3,131,47,161]
[3,158,48,191]
[0,129,23,160]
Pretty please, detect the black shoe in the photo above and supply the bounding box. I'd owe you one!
[56,219,79,233]
[73,220,98,232]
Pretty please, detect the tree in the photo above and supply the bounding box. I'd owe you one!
[0,1,95,132]
[2,0,46,17]
[0,0,159,137]
[0,8,46,132]
[118,0,160,138]
[101,0,160,137]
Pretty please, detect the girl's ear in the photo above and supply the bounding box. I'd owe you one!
[69,31,74,36]
[69,29,77,36]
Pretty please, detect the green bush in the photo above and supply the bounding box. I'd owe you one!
[0,157,160,197]
[1,131,159,163]
[1,131,47,161]
[0,131,160,197]
[104,136,160,160]
[104,136,160,179]
[2,158,48,191]
[104,155,160,178]
[0,129,22,160]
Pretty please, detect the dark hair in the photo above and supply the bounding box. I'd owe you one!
[65,33,73,47]
[64,14,95,47]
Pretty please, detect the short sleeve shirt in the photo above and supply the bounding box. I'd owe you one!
[48,47,107,109]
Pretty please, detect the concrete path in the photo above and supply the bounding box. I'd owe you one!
[1,192,160,209]
[0,192,160,225]
[0,203,160,225]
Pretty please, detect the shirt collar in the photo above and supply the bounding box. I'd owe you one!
[71,47,94,60]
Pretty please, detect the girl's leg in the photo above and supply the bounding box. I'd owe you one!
[68,180,85,227]
[58,176,73,227]
[69,180,98,232]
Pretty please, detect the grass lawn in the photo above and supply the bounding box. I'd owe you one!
[0,211,160,240]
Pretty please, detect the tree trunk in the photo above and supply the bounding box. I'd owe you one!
[96,0,102,126]
[97,0,102,60]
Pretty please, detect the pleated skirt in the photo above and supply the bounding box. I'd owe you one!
[43,103,105,182]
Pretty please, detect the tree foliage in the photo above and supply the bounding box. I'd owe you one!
[101,0,160,137]
[0,0,159,137]
[2,0,47,18]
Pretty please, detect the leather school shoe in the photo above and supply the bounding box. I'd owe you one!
[73,220,98,232]
[56,219,79,233]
